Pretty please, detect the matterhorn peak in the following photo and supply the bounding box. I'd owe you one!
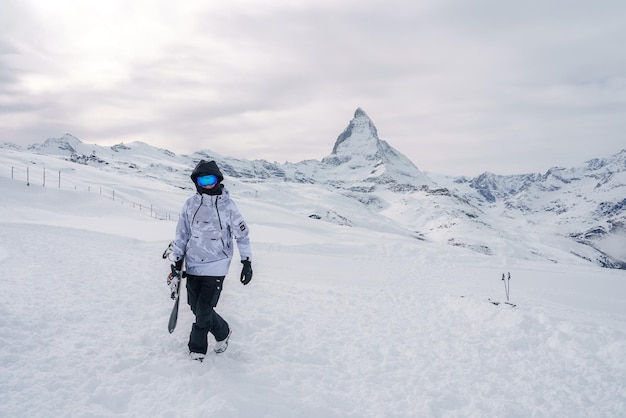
[330,108,380,156]
[323,108,432,188]
[354,107,370,119]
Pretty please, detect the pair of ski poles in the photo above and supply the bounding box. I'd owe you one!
[502,272,512,303]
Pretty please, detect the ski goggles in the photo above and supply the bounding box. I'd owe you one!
[197,174,218,187]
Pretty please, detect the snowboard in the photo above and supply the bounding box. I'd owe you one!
[163,242,182,333]
[168,291,180,333]
[167,265,182,333]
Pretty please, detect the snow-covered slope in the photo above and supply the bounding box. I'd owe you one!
[1,109,625,269]
[450,150,626,268]
[1,145,625,417]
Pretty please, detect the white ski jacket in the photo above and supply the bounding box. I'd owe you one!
[172,187,251,277]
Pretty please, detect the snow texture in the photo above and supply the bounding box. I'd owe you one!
[1,149,625,417]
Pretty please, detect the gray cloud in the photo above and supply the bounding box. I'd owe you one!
[1,0,625,175]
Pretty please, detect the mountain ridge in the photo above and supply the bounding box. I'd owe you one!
[1,109,624,269]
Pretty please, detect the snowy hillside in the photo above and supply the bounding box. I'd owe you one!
[2,108,624,269]
[451,150,626,268]
[1,142,625,417]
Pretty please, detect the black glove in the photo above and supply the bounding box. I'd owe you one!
[240,258,253,285]
[174,258,183,270]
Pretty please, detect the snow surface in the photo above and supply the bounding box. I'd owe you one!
[1,158,625,417]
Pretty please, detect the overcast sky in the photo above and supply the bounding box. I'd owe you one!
[1,0,625,176]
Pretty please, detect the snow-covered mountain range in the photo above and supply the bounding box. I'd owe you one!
[2,108,625,269]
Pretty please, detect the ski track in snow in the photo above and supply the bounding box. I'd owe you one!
[1,219,625,417]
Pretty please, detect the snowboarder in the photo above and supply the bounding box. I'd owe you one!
[169,160,253,361]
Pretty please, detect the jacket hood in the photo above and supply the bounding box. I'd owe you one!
[191,160,225,195]
[190,160,224,183]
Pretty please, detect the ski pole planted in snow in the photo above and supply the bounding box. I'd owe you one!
[502,272,516,306]
[492,272,516,307]
[502,272,512,302]
[507,272,511,301]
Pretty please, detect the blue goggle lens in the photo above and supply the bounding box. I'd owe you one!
[197,174,218,187]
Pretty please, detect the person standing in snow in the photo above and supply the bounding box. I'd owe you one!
[169,160,253,361]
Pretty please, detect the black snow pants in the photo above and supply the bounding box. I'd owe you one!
[186,274,230,354]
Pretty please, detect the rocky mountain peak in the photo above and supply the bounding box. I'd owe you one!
[330,108,380,156]
[322,108,432,188]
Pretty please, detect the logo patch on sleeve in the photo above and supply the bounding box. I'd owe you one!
[239,222,247,232]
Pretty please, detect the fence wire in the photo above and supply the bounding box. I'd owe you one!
[4,164,176,221]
